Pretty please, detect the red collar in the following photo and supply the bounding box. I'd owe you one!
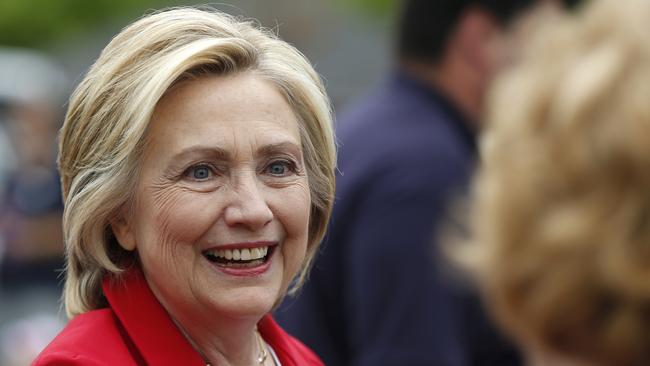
[102,267,308,366]
[103,268,206,365]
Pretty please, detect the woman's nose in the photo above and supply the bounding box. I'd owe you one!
[223,173,273,230]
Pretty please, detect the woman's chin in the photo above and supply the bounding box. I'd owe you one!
[191,256,284,317]
[204,287,280,319]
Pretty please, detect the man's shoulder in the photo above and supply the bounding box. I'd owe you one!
[337,118,470,184]
[339,86,451,134]
[32,309,137,365]
[338,93,466,160]
[334,79,476,196]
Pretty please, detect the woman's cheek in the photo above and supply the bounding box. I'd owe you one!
[274,183,311,237]
[150,188,217,245]
[274,183,311,275]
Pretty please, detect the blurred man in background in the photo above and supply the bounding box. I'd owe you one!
[276,1,578,365]
[0,47,66,291]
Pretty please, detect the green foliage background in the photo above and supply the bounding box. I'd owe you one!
[0,0,397,50]
[0,0,175,49]
[334,0,397,18]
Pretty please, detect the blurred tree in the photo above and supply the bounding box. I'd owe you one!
[333,0,397,19]
[0,0,175,49]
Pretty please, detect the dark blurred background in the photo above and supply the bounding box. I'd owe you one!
[0,1,394,364]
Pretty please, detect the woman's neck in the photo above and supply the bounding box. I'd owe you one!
[143,273,268,365]
[169,305,263,366]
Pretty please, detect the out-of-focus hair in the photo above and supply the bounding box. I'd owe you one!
[59,7,336,318]
[461,0,650,364]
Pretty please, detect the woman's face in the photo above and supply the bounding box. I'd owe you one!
[114,72,311,322]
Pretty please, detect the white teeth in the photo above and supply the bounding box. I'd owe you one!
[206,246,271,261]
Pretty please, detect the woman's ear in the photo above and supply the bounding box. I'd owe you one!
[110,209,137,251]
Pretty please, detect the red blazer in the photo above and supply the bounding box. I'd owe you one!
[33,268,323,365]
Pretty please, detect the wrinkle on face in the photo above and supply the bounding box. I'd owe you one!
[126,72,312,329]
[150,185,193,239]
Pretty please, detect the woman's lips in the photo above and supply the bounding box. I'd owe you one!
[202,242,277,277]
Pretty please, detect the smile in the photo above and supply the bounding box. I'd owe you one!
[202,242,276,275]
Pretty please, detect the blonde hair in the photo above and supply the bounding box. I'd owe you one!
[59,7,336,318]
[462,0,650,364]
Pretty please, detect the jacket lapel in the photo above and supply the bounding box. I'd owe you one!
[103,268,206,366]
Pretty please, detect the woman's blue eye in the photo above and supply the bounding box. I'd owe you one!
[189,165,211,180]
[267,161,289,176]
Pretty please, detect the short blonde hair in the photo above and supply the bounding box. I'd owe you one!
[463,0,650,364]
[59,7,336,318]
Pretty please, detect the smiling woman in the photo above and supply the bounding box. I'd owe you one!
[33,7,335,366]
[115,73,313,324]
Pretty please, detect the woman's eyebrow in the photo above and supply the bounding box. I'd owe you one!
[169,145,232,163]
[257,142,303,159]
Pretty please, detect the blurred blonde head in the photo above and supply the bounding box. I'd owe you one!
[462,0,650,364]
[59,7,336,318]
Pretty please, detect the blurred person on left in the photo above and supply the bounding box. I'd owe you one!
[0,47,67,288]
[0,48,67,366]
[33,8,336,366]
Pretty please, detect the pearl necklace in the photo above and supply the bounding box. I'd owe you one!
[255,329,269,364]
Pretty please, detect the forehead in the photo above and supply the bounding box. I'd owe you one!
[147,72,301,151]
